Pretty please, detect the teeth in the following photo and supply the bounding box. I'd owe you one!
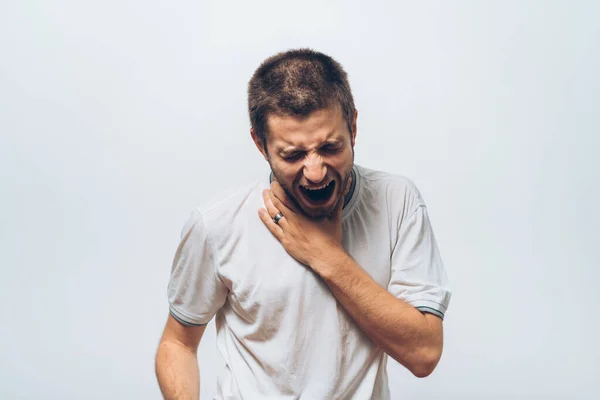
[303,181,332,191]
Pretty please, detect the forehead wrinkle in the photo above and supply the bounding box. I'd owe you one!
[304,152,322,166]
[268,105,347,154]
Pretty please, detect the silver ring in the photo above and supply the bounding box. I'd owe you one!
[273,213,284,224]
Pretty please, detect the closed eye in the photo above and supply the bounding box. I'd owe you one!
[320,145,341,154]
[282,152,303,161]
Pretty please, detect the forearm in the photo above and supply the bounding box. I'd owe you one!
[156,340,200,400]
[315,249,443,377]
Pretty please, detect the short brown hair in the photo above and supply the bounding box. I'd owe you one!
[248,48,356,149]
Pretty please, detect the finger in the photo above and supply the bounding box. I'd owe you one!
[270,181,300,214]
[262,189,289,229]
[262,189,280,217]
[258,208,284,240]
[269,188,292,215]
[267,190,291,230]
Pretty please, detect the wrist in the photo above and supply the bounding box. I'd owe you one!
[310,245,348,279]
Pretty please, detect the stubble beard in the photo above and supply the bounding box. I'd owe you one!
[269,163,354,220]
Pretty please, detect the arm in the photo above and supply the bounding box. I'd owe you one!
[156,314,207,400]
[159,209,228,398]
[259,181,449,378]
[314,249,443,378]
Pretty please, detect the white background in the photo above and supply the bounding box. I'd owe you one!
[1,1,598,399]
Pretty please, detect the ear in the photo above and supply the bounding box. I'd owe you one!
[351,109,358,147]
[250,128,269,161]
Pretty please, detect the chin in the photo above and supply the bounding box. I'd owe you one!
[302,207,335,219]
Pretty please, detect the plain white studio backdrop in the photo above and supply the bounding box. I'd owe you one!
[1,1,598,399]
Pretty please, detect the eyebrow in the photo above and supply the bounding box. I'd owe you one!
[279,139,343,155]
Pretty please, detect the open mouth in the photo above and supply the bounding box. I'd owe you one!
[300,181,336,204]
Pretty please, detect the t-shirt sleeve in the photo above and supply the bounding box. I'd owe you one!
[388,204,452,320]
[167,209,228,326]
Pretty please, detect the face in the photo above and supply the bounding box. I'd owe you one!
[252,105,357,219]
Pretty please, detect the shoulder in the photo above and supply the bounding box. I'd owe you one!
[198,178,265,217]
[186,175,267,241]
[355,165,425,214]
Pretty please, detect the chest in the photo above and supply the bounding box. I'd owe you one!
[216,215,393,324]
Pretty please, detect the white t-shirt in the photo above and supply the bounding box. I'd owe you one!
[167,164,451,399]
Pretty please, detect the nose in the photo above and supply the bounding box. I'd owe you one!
[303,153,327,184]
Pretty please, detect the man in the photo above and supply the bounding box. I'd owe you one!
[155,48,451,399]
